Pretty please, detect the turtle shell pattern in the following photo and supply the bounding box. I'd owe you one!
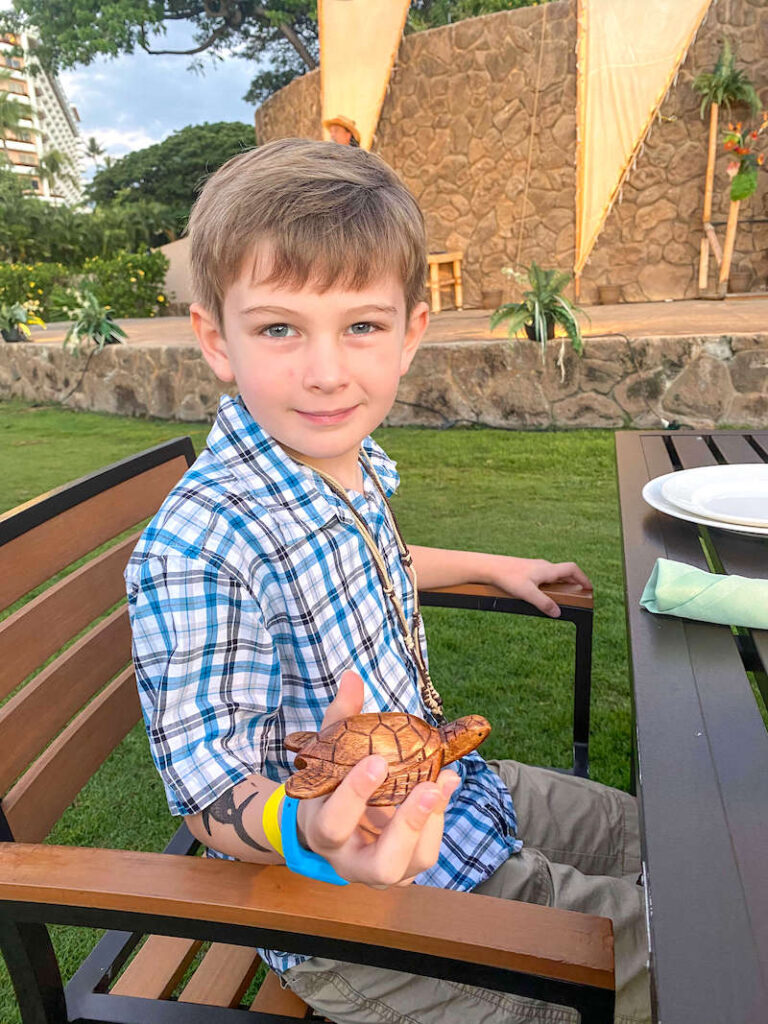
[286,712,443,806]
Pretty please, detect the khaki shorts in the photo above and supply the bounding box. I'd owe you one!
[282,760,651,1024]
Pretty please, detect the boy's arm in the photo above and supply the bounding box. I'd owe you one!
[185,672,460,886]
[185,772,285,863]
[409,545,592,618]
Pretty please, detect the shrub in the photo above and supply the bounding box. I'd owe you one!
[0,261,70,319]
[80,251,171,318]
[0,251,171,321]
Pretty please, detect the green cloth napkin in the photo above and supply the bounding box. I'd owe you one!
[641,558,768,630]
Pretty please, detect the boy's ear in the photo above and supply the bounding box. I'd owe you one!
[400,300,429,376]
[190,303,235,383]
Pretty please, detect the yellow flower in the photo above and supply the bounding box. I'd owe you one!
[37,289,42,294]
[130,277,137,283]
[138,269,145,276]
[157,295,165,302]
[29,281,35,287]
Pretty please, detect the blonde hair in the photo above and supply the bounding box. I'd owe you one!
[187,139,427,328]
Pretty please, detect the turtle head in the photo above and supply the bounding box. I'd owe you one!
[439,714,491,764]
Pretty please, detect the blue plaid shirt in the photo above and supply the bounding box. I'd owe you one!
[125,394,520,974]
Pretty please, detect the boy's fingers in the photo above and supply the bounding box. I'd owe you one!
[368,789,446,883]
[321,670,365,730]
[311,754,388,850]
[548,561,592,591]
[521,580,561,617]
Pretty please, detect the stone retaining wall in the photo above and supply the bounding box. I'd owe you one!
[2,336,767,429]
[253,0,768,306]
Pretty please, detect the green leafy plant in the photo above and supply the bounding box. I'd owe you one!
[0,301,45,342]
[62,288,127,351]
[724,112,767,201]
[490,262,584,358]
[693,39,759,118]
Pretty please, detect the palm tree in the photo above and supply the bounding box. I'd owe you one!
[693,39,759,291]
[38,147,80,199]
[86,135,105,172]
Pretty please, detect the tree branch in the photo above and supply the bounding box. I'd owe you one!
[250,5,317,70]
[275,19,316,69]
[139,20,230,56]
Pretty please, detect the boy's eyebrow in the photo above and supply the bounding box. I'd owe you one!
[239,303,399,318]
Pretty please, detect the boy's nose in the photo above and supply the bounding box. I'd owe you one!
[304,338,350,391]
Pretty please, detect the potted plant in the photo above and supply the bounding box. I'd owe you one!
[0,302,45,342]
[60,288,127,351]
[490,262,584,358]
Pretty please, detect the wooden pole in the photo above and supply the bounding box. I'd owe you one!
[703,102,719,223]
[698,102,719,292]
[718,198,740,296]
[698,236,710,291]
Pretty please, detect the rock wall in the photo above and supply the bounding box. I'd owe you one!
[253,0,768,306]
[3,335,766,429]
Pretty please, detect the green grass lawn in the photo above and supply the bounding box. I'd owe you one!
[0,398,631,1020]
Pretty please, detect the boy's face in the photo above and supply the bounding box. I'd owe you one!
[192,259,429,488]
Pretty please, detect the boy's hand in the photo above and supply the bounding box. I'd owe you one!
[295,671,460,887]
[488,555,592,618]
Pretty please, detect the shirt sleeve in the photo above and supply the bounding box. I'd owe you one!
[127,553,282,815]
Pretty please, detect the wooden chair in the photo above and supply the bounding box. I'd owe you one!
[0,439,611,1024]
[426,251,464,313]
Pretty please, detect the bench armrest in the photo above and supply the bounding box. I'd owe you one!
[420,582,594,612]
[0,843,613,995]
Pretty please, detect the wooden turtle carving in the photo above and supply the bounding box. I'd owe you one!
[284,712,491,806]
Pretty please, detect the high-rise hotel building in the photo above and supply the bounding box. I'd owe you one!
[0,30,84,205]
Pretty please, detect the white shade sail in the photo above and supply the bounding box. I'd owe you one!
[318,0,411,151]
[575,0,713,275]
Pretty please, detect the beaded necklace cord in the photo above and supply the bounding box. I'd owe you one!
[297,449,445,722]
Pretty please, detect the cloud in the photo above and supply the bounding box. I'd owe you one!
[81,126,167,157]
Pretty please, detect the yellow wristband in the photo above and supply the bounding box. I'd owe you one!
[262,783,286,857]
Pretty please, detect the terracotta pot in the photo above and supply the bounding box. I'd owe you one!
[524,316,555,341]
[597,284,622,305]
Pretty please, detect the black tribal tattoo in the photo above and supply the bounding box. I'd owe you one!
[201,788,271,854]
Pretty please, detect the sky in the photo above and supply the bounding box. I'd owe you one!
[1,2,259,165]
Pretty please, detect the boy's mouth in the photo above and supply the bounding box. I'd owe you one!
[297,406,358,425]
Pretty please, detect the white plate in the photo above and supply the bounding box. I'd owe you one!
[660,464,768,528]
[643,472,768,537]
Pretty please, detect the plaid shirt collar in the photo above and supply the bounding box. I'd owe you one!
[206,394,398,539]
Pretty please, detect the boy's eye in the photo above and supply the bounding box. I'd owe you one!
[347,321,379,336]
[262,323,297,338]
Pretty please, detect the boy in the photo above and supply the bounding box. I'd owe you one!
[126,139,650,1024]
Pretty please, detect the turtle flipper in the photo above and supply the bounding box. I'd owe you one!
[284,730,318,752]
[285,762,346,799]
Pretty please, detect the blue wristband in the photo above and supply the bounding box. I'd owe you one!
[281,796,349,887]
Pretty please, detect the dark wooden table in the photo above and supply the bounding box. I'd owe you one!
[615,430,768,1024]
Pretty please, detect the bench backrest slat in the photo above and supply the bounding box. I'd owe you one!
[0,445,192,613]
[0,437,195,842]
[0,606,131,795]
[0,532,139,700]
[3,665,140,843]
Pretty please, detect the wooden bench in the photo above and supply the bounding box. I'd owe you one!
[0,438,611,1024]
